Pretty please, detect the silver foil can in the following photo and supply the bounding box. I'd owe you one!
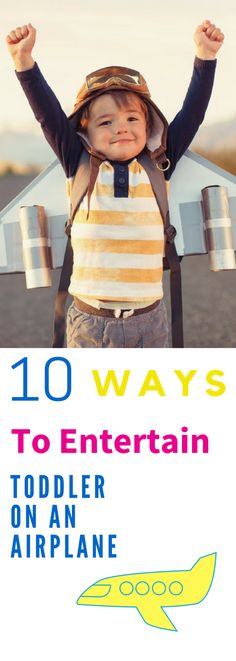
[201,185,236,271]
[19,205,52,288]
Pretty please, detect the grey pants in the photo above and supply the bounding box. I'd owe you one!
[66,300,169,348]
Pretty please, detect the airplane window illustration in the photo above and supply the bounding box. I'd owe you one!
[169,581,184,595]
[119,581,134,595]
[135,581,150,595]
[152,581,166,595]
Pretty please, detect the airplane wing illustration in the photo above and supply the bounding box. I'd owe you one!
[0,150,236,275]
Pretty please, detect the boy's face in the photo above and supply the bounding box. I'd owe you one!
[86,93,147,161]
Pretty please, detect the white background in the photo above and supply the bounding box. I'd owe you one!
[0,348,235,660]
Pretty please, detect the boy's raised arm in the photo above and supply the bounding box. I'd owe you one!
[166,19,224,177]
[6,23,82,177]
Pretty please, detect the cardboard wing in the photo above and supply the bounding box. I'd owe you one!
[0,150,236,275]
[0,160,67,274]
[169,151,236,257]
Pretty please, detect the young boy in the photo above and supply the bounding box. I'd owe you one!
[6,20,224,348]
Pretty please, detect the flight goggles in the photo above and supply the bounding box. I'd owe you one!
[85,66,149,94]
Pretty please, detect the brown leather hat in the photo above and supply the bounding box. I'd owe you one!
[69,65,168,156]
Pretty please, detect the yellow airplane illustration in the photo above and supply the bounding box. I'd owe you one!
[77,553,216,631]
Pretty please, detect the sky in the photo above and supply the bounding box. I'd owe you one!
[0,0,236,133]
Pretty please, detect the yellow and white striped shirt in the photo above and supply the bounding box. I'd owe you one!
[68,158,165,306]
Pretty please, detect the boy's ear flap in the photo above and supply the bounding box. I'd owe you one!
[146,105,165,152]
[145,117,152,139]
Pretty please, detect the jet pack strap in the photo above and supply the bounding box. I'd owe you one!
[137,151,183,348]
[70,149,91,221]
[52,237,73,348]
[165,225,177,243]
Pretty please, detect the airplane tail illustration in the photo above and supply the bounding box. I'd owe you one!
[189,552,216,602]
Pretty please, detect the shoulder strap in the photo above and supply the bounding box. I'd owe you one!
[137,151,183,348]
[52,149,91,347]
[137,151,169,224]
[65,149,91,234]
[52,236,73,347]
[53,149,104,347]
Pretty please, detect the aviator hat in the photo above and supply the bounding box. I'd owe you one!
[69,65,168,159]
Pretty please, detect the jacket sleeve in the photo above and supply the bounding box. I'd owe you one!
[166,57,217,179]
[16,63,82,177]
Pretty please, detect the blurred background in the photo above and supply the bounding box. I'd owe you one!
[0,0,236,347]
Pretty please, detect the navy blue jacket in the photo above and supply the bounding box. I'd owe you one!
[16,58,216,195]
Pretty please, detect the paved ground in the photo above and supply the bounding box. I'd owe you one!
[0,173,236,348]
